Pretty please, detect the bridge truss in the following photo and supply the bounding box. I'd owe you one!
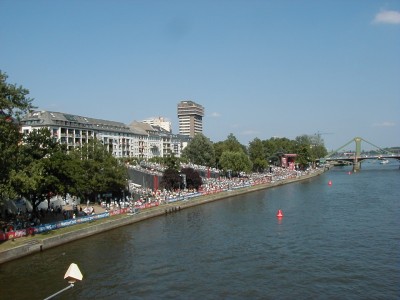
[322,137,399,171]
[325,137,395,159]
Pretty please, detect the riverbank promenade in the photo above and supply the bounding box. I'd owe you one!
[0,167,326,264]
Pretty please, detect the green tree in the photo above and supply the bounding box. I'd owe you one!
[0,71,35,204]
[0,119,20,203]
[214,133,247,169]
[76,140,128,202]
[224,133,247,153]
[219,151,252,175]
[19,128,59,162]
[51,146,83,200]
[164,153,180,171]
[10,159,52,212]
[295,134,328,168]
[309,134,328,161]
[263,137,297,165]
[294,135,312,147]
[0,71,34,119]
[248,138,268,172]
[148,156,164,165]
[294,144,311,169]
[213,141,225,169]
[10,128,64,211]
[182,133,215,167]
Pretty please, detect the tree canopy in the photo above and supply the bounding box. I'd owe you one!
[214,133,247,170]
[248,138,268,172]
[0,70,35,204]
[76,140,128,202]
[181,133,215,167]
[219,151,252,175]
[0,71,34,120]
[9,130,128,210]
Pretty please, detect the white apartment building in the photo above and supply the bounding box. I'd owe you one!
[20,111,191,160]
[142,117,172,133]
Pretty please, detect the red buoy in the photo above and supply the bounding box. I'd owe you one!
[276,209,283,217]
[328,180,332,186]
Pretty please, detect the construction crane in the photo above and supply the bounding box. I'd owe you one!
[311,131,334,148]
[314,131,334,137]
[313,131,333,141]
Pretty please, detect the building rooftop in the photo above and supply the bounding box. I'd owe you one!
[21,110,133,133]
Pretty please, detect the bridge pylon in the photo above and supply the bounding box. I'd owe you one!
[353,137,362,172]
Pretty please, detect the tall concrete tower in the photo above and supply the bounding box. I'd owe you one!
[177,100,204,137]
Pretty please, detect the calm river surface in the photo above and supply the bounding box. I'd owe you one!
[1,162,399,300]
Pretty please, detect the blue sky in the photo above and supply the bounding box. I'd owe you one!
[1,0,399,151]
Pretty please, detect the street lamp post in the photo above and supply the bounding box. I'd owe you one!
[179,174,187,200]
[181,174,186,190]
[44,263,83,300]
[227,170,232,191]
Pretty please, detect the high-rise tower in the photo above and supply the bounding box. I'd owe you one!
[177,100,204,137]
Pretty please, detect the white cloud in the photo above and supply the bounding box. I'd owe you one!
[210,112,221,117]
[373,10,400,24]
[372,121,396,127]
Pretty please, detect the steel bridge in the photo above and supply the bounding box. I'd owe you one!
[321,137,400,171]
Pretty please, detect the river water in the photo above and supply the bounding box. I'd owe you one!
[1,162,399,300]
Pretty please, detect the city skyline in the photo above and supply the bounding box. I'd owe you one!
[1,1,399,151]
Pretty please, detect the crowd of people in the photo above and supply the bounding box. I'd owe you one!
[1,199,96,235]
[0,203,62,234]
[1,163,322,236]
[124,164,320,208]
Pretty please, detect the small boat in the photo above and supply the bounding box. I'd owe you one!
[380,159,389,164]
